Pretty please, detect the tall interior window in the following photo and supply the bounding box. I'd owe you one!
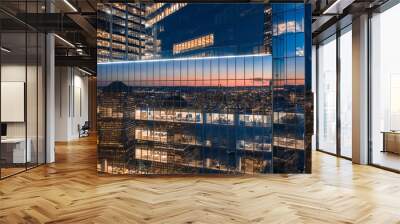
[371,3,400,171]
[339,26,352,158]
[317,35,337,154]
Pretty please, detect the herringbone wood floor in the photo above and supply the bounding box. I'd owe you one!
[1,136,400,224]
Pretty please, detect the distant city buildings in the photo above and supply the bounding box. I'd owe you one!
[97,81,136,174]
[97,55,275,174]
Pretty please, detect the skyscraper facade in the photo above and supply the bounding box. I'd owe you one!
[98,55,274,174]
[264,4,273,54]
[271,4,312,172]
[96,3,312,174]
[97,3,149,62]
[145,3,265,58]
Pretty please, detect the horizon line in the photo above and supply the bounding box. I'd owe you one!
[97,53,271,65]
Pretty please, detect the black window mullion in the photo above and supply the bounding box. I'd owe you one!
[336,30,341,157]
[36,0,39,167]
[315,45,319,151]
[25,0,28,171]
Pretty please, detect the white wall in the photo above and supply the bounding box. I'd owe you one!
[55,67,68,141]
[55,67,89,141]
[1,63,46,164]
[1,64,42,138]
[1,64,26,138]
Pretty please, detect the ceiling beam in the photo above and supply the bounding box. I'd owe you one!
[67,13,97,45]
[55,55,97,72]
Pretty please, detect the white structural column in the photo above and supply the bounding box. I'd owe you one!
[46,33,55,163]
[54,67,72,142]
[352,14,369,164]
[54,67,89,141]
[46,32,55,163]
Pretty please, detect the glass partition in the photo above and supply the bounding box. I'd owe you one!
[0,1,46,179]
[1,31,27,177]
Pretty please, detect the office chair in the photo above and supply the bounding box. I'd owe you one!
[79,121,90,138]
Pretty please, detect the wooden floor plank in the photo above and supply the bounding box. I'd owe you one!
[0,136,400,224]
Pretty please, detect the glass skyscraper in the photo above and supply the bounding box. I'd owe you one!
[145,3,265,59]
[97,3,150,62]
[97,3,312,174]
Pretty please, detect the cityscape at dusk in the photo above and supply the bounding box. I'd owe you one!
[97,3,312,174]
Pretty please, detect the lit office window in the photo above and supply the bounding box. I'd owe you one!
[173,34,214,55]
[146,3,165,16]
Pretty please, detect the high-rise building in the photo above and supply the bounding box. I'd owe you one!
[97,3,270,61]
[145,3,265,58]
[97,3,312,174]
[264,4,272,54]
[97,82,136,174]
[97,3,148,62]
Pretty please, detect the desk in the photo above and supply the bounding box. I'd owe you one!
[382,131,400,154]
[1,138,31,163]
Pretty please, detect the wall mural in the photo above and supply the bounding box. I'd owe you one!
[97,3,312,174]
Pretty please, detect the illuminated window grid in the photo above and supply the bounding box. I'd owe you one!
[111,42,126,51]
[128,38,141,46]
[127,46,140,54]
[97,30,110,39]
[97,3,146,63]
[272,5,306,152]
[97,55,274,174]
[113,3,126,11]
[146,3,165,16]
[112,34,126,43]
[134,109,271,128]
[134,127,199,146]
[97,40,110,48]
[112,4,144,19]
[173,34,214,55]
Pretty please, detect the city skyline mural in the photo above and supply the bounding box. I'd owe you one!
[97,3,312,174]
